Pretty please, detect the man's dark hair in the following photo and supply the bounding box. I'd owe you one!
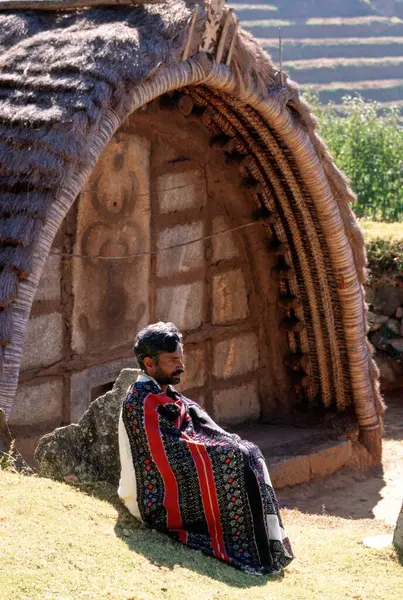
[133,322,182,370]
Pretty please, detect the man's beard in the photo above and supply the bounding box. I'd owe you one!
[154,369,184,385]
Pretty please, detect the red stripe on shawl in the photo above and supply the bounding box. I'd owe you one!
[177,530,188,545]
[182,433,230,563]
[143,393,184,531]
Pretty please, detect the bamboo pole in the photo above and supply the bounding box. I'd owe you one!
[0,0,163,11]
[202,63,381,448]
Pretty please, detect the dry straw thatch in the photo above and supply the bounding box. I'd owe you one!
[0,0,383,458]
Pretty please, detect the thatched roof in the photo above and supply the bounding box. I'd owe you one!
[0,0,383,457]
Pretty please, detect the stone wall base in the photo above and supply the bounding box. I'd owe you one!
[270,439,378,490]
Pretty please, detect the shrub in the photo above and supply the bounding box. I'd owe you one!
[366,237,403,285]
[305,92,403,222]
[360,220,403,285]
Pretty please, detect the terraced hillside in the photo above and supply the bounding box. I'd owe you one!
[230,1,403,107]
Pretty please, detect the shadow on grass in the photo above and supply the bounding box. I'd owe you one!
[278,464,387,520]
[78,480,281,589]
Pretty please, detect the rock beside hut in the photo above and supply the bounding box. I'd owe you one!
[35,368,139,484]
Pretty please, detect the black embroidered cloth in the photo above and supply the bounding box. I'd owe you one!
[122,379,294,575]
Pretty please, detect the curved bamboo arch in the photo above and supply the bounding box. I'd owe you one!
[0,53,381,458]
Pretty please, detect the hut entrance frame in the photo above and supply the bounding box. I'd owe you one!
[0,1,382,464]
[63,94,295,427]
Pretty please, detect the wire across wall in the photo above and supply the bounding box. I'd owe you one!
[51,221,261,260]
[51,176,264,261]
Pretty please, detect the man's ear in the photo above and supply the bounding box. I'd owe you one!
[143,356,153,371]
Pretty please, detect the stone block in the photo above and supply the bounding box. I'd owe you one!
[364,284,375,306]
[388,338,403,356]
[156,281,203,331]
[157,222,204,278]
[378,360,397,386]
[35,368,141,484]
[383,318,400,338]
[70,357,136,423]
[212,382,260,425]
[370,330,389,352]
[35,253,61,302]
[389,358,403,376]
[9,379,64,428]
[13,434,42,469]
[375,352,403,390]
[158,170,206,214]
[269,455,311,489]
[213,333,259,380]
[21,312,64,371]
[212,269,249,325]
[367,311,388,333]
[178,345,205,391]
[373,286,403,317]
[211,216,239,263]
[309,440,352,480]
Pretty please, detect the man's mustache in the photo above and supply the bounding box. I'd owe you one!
[172,370,184,376]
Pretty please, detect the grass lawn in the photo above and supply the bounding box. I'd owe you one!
[359,220,403,242]
[0,471,401,600]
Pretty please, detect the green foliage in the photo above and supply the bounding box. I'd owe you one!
[366,237,403,284]
[360,220,403,283]
[305,91,403,222]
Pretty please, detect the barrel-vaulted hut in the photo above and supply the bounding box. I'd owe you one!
[0,0,383,465]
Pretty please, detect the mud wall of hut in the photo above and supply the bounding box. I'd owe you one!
[9,105,295,462]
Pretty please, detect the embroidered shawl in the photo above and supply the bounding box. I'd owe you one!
[121,378,293,574]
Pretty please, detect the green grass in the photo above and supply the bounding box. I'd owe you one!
[360,220,403,241]
[0,471,401,600]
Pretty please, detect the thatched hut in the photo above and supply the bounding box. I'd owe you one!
[0,0,383,465]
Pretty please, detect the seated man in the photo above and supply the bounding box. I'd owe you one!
[118,322,293,575]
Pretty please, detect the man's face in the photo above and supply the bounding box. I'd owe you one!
[146,343,185,386]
